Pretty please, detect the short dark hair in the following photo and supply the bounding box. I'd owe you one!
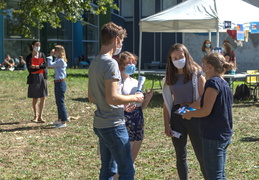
[100,22,127,45]
[30,40,40,51]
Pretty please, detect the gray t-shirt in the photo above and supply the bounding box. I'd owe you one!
[88,54,125,128]
[170,74,193,105]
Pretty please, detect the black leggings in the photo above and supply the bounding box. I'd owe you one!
[170,105,207,180]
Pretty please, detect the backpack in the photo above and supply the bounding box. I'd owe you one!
[234,84,250,100]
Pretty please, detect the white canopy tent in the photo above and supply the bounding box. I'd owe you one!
[138,0,259,72]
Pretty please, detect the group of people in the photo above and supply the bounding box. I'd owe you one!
[0,54,26,71]
[88,22,233,180]
[26,40,68,128]
[201,39,237,70]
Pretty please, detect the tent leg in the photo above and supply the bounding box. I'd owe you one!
[138,31,142,77]
[216,29,219,47]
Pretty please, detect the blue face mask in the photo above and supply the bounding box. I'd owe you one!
[205,44,211,48]
[124,64,136,75]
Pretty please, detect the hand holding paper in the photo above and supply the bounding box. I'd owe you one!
[137,76,146,92]
[174,105,196,115]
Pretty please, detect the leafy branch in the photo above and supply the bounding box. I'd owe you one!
[1,0,118,38]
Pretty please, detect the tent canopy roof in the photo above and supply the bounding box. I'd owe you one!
[140,0,259,33]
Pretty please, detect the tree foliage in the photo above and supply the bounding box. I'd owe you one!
[0,0,118,38]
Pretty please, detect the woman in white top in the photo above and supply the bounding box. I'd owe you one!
[116,51,153,162]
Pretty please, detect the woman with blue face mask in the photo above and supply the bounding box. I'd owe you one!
[201,40,212,55]
[116,51,154,165]
[162,43,207,180]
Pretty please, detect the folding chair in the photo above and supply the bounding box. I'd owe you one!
[246,70,259,101]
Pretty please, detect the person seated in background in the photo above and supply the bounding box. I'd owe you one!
[222,42,236,70]
[201,40,213,56]
[15,56,27,70]
[223,40,236,68]
[222,42,236,84]
[0,54,15,71]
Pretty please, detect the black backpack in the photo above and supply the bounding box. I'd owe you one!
[234,84,250,100]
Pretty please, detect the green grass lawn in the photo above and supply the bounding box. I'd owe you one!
[0,69,258,180]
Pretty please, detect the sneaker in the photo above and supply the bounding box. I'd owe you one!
[55,123,67,128]
[52,121,62,125]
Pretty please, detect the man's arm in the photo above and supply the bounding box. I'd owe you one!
[88,80,95,103]
[105,79,143,105]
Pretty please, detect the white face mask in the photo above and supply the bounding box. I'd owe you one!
[172,58,186,69]
[114,46,122,55]
[34,46,40,52]
[202,64,210,74]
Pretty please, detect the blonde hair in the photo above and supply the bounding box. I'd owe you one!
[202,52,233,74]
[55,45,67,62]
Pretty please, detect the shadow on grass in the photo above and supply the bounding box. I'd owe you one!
[240,136,259,142]
[148,91,163,108]
[0,124,56,133]
[233,100,259,108]
[67,73,88,78]
[72,97,90,102]
[0,122,20,125]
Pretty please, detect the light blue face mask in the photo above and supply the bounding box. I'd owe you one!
[205,44,211,48]
[124,64,136,75]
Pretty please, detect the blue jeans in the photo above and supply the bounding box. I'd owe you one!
[54,81,67,121]
[94,125,135,180]
[202,138,231,180]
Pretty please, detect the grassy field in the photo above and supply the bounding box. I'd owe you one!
[0,69,258,180]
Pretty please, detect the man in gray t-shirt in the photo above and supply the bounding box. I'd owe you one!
[89,54,125,128]
[88,22,144,179]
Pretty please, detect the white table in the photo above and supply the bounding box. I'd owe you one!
[139,70,166,89]
[139,70,259,96]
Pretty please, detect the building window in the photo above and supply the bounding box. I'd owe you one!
[162,0,177,10]
[121,0,134,18]
[82,11,99,60]
[141,0,155,17]
[46,16,72,40]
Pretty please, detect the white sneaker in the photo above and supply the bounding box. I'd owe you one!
[55,123,67,128]
[9,67,15,71]
[52,121,62,125]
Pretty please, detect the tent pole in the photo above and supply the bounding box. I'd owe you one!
[138,30,142,77]
[216,27,219,47]
[208,31,211,41]
[182,33,185,44]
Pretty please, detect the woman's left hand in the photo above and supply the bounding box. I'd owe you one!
[145,89,154,100]
[125,103,136,112]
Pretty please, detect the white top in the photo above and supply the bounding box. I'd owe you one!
[121,77,138,95]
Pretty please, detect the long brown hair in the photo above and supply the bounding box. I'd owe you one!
[223,42,232,54]
[165,43,201,85]
[201,40,212,52]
